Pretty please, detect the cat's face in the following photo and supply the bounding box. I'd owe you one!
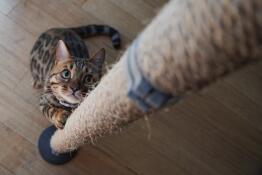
[48,40,105,105]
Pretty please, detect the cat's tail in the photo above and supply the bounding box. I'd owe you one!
[70,25,121,49]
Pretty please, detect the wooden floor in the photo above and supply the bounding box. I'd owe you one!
[0,0,261,174]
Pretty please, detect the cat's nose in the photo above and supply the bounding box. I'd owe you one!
[70,85,80,93]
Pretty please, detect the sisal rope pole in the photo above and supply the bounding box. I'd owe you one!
[50,0,262,153]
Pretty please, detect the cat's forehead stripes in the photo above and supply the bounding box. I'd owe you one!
[74,58,87,69]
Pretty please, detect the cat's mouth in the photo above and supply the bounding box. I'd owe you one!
[59,92,83,106]
[54,87,85,106]
[67,94,83,103]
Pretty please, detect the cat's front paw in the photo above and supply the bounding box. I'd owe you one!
[54,110,70,129]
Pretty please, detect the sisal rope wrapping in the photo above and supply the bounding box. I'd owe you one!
[50,0,262,153]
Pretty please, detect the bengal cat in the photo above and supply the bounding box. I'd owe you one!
[30,25,121,129]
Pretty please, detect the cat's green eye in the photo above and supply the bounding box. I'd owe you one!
[61,69,71,79]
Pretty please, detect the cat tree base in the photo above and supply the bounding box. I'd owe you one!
[38,126,78,165]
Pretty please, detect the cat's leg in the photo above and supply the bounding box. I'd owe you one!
[39,102,71,129]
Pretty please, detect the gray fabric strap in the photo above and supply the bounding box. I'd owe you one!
[125,39,180,112]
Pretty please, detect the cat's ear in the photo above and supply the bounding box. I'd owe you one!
[56,40,70,61]
[90,48,105,70]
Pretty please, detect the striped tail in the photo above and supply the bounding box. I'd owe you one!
[70,25,121,49]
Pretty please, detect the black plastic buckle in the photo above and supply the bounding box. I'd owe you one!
[125,38,179,112]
